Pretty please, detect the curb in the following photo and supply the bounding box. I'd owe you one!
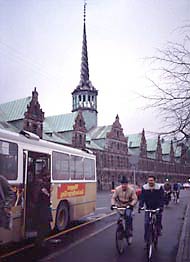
[176,204,190,262]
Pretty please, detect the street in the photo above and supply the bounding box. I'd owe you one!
[40,190,189,262]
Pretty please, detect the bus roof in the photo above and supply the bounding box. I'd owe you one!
[0,128,95,158]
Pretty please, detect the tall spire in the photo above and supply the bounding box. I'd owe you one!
[71,1,98,130]
[80,1,90,86]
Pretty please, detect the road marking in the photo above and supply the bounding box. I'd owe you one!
[0,212,115,259]
[40,220,117,261]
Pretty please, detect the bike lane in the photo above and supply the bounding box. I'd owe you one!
[41,190,190,262]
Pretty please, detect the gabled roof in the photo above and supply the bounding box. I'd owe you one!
[45,112,78,132]
[88,125,112,139]
[127,133,141,148]
[0,97,31,121]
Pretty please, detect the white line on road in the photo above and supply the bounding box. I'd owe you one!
[40,221,116,261]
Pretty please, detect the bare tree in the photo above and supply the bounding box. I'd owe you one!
[145,29,190,141]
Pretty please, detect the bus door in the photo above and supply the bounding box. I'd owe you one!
[23,150,51,238]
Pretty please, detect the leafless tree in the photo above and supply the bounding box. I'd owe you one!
[145,28,190,141]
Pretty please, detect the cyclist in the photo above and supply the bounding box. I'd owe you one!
[138,175,164,245]
[111,176,137,244]
[173,182,180,203]
[163,181,172,206]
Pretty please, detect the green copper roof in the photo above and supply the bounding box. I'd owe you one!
[147,138,157,152]
[45,112,78,132]
[174,145,181,158]
[86,140,103,150]
[161,141,171,155]
[0,97,31,121]
[127,133,141,148]
[43,132,70,145]
[88,125,112,139]
[0,109,19,132]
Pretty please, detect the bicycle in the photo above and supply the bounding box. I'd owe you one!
[173,191,179,204]
[164,190,171,207]
[143,208,160,262]
[112,206,132,254]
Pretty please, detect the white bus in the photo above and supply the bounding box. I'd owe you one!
[0,128,96,244]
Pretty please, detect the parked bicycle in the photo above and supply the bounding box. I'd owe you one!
[112,206,132,254]
[142,208,160,262]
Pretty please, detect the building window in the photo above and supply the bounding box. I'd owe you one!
[79,134,82,145]
[33,124,37,133]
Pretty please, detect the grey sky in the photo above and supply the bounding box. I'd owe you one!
[0,0,189,134]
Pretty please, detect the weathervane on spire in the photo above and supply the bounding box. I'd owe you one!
[84,0,87,23]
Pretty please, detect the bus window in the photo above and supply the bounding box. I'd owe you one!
[70,155,84,180]
[0,140,18,180]
[52,151,70,180]
[84,158,95,180]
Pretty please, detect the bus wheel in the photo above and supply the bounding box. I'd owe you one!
[55,201,69,231]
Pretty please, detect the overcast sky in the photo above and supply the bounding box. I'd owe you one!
[0,0,189,135]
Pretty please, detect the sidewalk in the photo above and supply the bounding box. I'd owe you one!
[176,204,190,262]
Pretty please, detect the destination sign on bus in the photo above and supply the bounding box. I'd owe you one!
[57,183,85,198]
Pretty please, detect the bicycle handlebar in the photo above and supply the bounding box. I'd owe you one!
[145,208,160,212]
[112,206,130,211]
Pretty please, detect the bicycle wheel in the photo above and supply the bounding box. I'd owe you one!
[146,226,153,262]
[115,225,125,254]
[153,225,158,249]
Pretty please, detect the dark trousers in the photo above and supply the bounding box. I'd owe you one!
[144,211,162,242]
[125,208,133,237]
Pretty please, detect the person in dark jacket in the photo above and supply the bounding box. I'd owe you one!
[163,181,172,206]
[33,173,52,246]
[138,175,164,243]
[0,175,15,230]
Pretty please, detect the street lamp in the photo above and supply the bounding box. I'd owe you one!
[128,155,139,185]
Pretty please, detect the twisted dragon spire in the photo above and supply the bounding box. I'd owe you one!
[80,1,90,86]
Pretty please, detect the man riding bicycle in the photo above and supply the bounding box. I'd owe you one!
[163,181,172,206]
[173,182,180,203]
[111,176,137,244]
[138,175,164,244]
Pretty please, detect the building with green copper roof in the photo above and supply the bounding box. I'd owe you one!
[0,3,190,190]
